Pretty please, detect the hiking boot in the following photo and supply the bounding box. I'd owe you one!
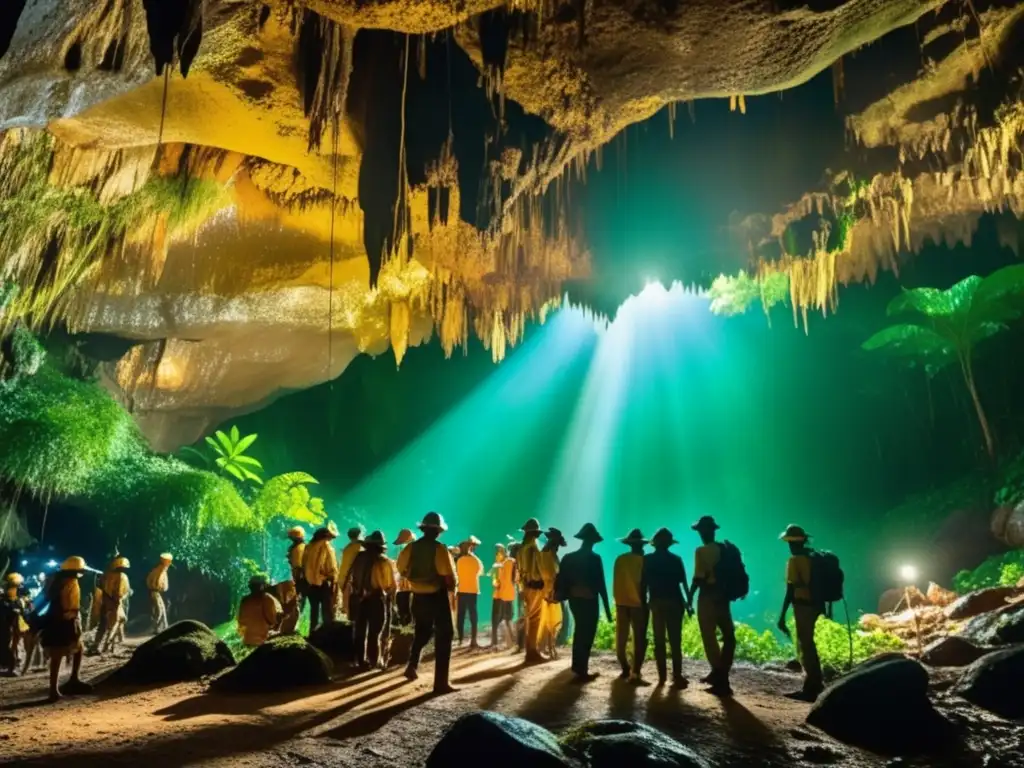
[62,679,93,695]
[403,665,419,681]
[617,669,631,680]
[699,672,715,684]
[572,671,600,684]
[707,681,733,697]
[671,676,689,690]
[524,652,548,664]
[785,688,822,702]
[432,684,459,696]
[630,675,651,687]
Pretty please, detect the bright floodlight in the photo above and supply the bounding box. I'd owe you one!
[20,559,28,566]
[900,564,918,583]
[46,559,58,569]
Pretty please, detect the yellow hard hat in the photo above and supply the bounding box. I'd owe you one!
[287,526,306,541]
[159,553,174,562]
[61,556,87,572]
[4,572,24,586]
[112,556,130,570]
[393,528,416,546]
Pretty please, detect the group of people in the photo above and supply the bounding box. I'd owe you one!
[0,552,176,699]
[1,509,833,703]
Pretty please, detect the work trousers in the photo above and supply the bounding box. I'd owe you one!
[353,593,389,667]
[149,591,168,634]
[491,599,513,646]
[615,604,649,676]
[408,591,454,689]
[794,602,823,691]
[650,598,684,682]
[456,593,479,645]
[568,597,599,676]
[697,590,735,680]
[307,582,333,633]
[396,592,412,626]
[541,600,563,655]
[522,587,545,657]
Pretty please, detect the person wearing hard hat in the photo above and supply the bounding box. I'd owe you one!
[455,536,483,649]
[1,572,27,675]
[490,543,517,650]
[517,518,547,663]
[237,574,283,648]
[614,528,650,685]
[644,527,691,688]
[146,553,173,635]
[338,526,365,621]
[393,529,417,626]
[396,511,458,694]
[539,528,567,660]
[286,525,307,604]
[690,516,735,696]
[303,522,339,633]
[42,557,93,700]
[507,541,527,650]
[275,578,301,635]
[92,556,131,655]
[558,523,612,682]
[347,530,397,668]
[777,524,823,701]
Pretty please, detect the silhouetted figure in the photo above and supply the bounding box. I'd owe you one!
[517,518,547,663]
[539,528,566,659]
[614,528,649,684]
[777,524,824,701]
[1,572,26,675]
[92,556,130,655]
[455,536,483,648]
[690,516,735,696]
[393,528,417,626]
[338,527,365,620]
[643,527,691,688]
[558,523,612,682]
[286,526,307,612]
[348,530,396,669]
[304,523,339,633]
[398,512,458,694]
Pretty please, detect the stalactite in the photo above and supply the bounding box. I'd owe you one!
[300,11,355,153]
[140,0,203,77]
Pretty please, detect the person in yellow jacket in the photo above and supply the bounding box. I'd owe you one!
[42,557,93,701]
[539,527,566,660]
[690,516,735,697]
[489,543,517,650]
[393,528,417,626]
[1,572,27,675]
[455,536,483,649]
[338,527,364,620]
[614,529,649,684]
[146,553,173,635]
[93,556,131,655]
[275,579,300,635]
[286,526,307,606]
[777,524,824,702]
[347,530,397,668]
[237,574,283,647]
[303,522,339,632]
[517,518,546,663]
[397,511,458,694]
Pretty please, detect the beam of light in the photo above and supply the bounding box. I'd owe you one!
[900,564,918,584]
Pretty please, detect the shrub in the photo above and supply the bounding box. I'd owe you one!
[954,550,1024,593]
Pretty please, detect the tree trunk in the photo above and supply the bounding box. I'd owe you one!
[960,354,995,459]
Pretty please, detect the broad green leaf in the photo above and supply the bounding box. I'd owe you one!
[232,454,264,470]
[205,435,226,457]
[967,321,1007,346]
[862,323,954,358]
[240,467,264,484]
[215,430,234,455]
[232,432,258,456]
[224,463,246,482]
[230,425,240,444]
[968,264,1024,327]
[887,277,980,319]
[215,456,228,468]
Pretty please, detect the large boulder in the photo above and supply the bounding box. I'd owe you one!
[945,587,1020,620]
[956,602,1024,646]
[112,620,234,684]
[991,504,1024,548]
[806,656,951,755]
[920,636,989,668]
[561,720,711,768]
[953,645,1024,719]
[427,712,572,768]
[212,635,333,693]
[307,620,354,661]
[993,603,1024,645]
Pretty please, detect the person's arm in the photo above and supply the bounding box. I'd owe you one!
[441,546,457,592]
[778,557,794,637]
[597,557,612,621]
[690,549,705,598]
[678,556,693,613]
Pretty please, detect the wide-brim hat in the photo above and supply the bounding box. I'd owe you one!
[574,523,603,543]
[286,526,306,541]
[111,556,130,570]
[651,527,678,546]
[462,535,481,547]
[691,516,720,532]
[393,528,416,546]
[520,518,541,533]
[419,511,448,531]
[325,521,340,538]
[159,552,174,562]
[364,530,387,547]
[494,543,507,554]
[4,572,24,586]
[544,527,567,546]
[779,524,810,542]
[61,556,88,572]
[620,528,648,546]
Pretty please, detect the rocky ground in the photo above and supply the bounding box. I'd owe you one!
[1,636,1021,768]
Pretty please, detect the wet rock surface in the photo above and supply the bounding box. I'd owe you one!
[920,636,990,668]
[945,587,1020,621]
[561,720,711,768]
[953,645,1024,719]
[427,711,573,768]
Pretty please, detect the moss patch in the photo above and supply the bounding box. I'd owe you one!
[212,635,332,693]
[113,620,235,684]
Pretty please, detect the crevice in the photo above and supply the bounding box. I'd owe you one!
[297,9,355,153]
[64,40,83,72]
[0,0,26,62]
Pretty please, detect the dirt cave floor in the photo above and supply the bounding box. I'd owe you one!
[1,638,1020,767]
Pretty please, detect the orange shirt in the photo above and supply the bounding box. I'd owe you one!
[495,558,517,602]
[456,554,483,595]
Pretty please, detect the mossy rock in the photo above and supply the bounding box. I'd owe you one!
[561,720,711,767]
[212,635,333,693]
[307,620,354,660]
[113,620,235,684]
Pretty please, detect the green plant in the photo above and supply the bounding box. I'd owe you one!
[251,472,326,528]
[863,264,1024,458]
[205,426,265,486]
[709,271,790,317]
[954,550,1024,593]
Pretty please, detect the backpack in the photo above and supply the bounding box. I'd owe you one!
[714,541,750,602]
[808,550,844,608]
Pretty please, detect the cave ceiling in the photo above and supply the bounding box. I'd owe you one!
[0,0,1022,450]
